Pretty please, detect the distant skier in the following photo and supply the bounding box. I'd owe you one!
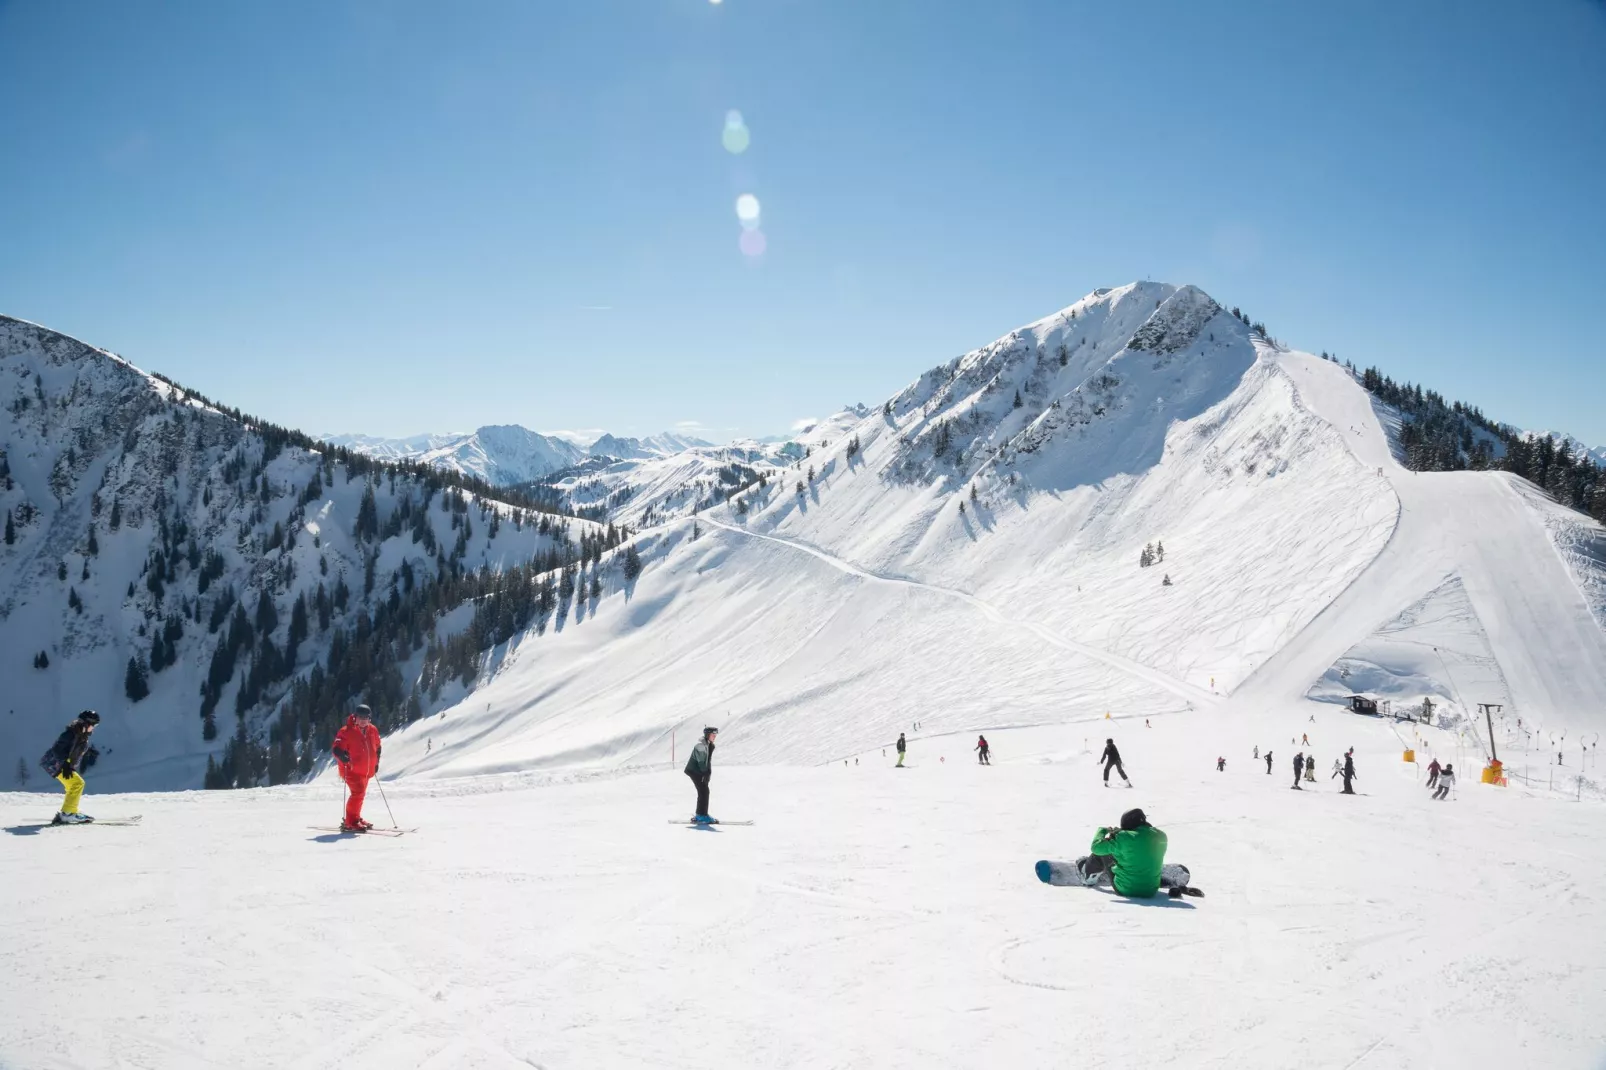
[1301,733,1310,746]
[975,735,991,765]
[1305,756,1317,782]
[895,733,907,768]
[332,705,382,832]
[1100,738,1131,787]
[1071,808,1201,898]
[684,726,718,822]
[1253,745,1259,760]
[1292,752,1305,789]
[1426,758,1441,789]
[1216,756,1226,772]
[41,710,100,825]
[1432,763,1455,801]
[1333,749,1357,794]
[1264,750,1274,775]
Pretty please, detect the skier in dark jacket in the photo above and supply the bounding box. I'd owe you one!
[1432,763,1455,801]
[1100,738,1130,786]
[1216,756,1226,772]
[975,736,991,765]
[895,732,906,768]
[1426,758,1441,789]
[684,726,718,822]
[1333,749,1357,794]
[1292,752,1305,789]
[42,711,100,824]
[1264,750,1274,774]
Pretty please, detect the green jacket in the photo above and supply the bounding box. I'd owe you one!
[1090,824,1168,897]
[684,739,714,778]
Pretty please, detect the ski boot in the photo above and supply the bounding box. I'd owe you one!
[339,821,367,833]
[692,814,719,825]
[52,812,93,825]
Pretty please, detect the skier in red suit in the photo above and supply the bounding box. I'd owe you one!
[332,705,382,832]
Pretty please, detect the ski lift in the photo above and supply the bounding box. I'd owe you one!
[1348,696,1379,716]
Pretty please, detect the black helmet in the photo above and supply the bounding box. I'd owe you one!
[354,704,373,720]
[1120,808,1148,831]
[79,710,100,725]
[703,726,718,738]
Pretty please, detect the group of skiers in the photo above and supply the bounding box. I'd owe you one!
[36,706,389,832]
[1239,743,1358,794]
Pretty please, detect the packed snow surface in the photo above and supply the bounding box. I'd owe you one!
[4,709,1604,1069]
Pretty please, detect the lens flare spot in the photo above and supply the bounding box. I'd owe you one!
[722,121,750,155]
[735,193,761,225]
[739,228,767,257]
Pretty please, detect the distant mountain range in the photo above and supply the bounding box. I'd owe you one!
[322,427,715,485]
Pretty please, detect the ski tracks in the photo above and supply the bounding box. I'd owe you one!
[701,519,1219,711]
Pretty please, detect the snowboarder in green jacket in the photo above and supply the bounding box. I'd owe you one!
[1083,808,1168,897]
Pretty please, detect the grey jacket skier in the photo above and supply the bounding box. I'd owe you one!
[684,726,718,822]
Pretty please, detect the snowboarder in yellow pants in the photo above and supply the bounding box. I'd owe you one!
[895,732,907,767]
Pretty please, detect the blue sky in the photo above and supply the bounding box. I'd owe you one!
[2,0,1604,445]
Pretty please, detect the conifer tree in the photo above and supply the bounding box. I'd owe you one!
[622,544,643,582]
[125,656,150,702]
[3,509,12,546]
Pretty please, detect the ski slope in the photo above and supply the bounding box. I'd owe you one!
[5,708,1603,1070]
[1234,352,1606,734]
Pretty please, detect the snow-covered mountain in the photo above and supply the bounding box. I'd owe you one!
[0,316,624,792]
[1521,429,1606,467]
[326,425,587,485]
[7,282,1605,795]
[329,425,715,484]
[360,281,1606,783]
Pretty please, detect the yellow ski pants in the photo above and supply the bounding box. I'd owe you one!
[55,771,85,814]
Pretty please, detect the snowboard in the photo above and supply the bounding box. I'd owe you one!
[47,814,142,827]
[1035,858,1201,897]
[669,819,754,826]
[308,826,416,836]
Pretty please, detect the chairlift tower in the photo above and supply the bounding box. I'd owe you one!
[1478,703,1503,762]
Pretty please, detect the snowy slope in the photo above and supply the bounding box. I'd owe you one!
[5,704,1604,1070]
[0,316,607,791]
[360,283,1605,788]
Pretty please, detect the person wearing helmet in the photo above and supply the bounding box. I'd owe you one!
[42,711,100,824]
[331,705,382,832]
[975,735,991,765]
[684,726,718,823]
[1070,808,1201,897]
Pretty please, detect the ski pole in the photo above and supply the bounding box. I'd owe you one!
[375,776,398,829]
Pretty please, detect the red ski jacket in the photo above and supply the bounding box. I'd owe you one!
[332,716,382,779]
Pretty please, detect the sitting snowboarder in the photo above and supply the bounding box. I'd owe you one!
[1038,808,1203,898]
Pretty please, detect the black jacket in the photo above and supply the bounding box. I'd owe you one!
[1101,742,1121,764]
[42,720,97,775]
[895,736,906,753]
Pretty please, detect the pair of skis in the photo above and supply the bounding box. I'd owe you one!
[308,825,417,836]
[45,814,143,827]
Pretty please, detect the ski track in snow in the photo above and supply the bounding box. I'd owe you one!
[701,517,1221,711]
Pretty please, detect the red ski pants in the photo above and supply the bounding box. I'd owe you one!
[342,770,370,826]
